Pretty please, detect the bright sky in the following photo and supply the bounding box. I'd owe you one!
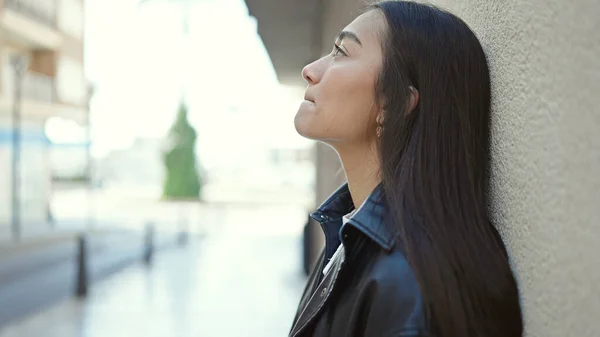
[84,0,310,159]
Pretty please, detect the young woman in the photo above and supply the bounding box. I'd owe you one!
[289,1,523,337]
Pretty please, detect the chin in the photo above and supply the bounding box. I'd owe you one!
[294,112,314,139]
[294,102,336,141]
[294,115,325,141]
[295,102,316,138]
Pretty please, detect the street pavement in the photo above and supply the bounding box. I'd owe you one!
[0,204,308,337]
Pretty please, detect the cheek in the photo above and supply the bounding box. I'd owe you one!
[321,68,378,132]
[294,64,379,141]
[324,66,375,109]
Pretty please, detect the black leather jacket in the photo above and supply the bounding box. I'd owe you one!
[289,183,427,337]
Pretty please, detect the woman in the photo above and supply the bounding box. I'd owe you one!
[289,1,523,337]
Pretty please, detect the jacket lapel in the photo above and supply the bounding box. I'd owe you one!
[290,250,325,327]
[289,245,346,337]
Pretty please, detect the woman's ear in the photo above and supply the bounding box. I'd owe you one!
[407,86,419,113]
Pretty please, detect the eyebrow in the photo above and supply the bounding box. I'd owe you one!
[336,30,362,46]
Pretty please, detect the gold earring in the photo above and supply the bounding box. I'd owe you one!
[376,113,384,138]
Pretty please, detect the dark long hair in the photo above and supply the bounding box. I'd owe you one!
[370,2,523,336]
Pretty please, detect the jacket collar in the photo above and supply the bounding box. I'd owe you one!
[290,183,397,337]
[310,182,398,251]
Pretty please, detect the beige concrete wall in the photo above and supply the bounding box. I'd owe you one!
[427,0,600,335]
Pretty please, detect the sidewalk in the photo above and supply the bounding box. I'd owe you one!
[0,205,308,337]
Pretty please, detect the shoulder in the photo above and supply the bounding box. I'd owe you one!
[369,248,422,298]
[347,232,421,295]
[346,238,427,335]
[361,244,424,312]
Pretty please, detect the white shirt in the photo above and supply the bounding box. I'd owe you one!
[322,210,356,275]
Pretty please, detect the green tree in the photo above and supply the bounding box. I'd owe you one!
[162,102,201,199]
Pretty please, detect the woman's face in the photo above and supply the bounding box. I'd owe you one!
[294,10,385,146]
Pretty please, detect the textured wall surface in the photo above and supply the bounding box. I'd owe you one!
[429,0,600,336]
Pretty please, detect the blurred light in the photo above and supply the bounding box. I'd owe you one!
[45,117,88,145]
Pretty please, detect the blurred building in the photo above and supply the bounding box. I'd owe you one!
[94,137,164,187]
[0,0,87,239]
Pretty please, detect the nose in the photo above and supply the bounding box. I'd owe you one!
[302,59,322,85]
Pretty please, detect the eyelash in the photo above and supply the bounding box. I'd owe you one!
[333,44,346,57]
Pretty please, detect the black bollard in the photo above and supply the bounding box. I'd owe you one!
[302,214,312,276]
[177,230,188,246]
[76,234,88,297]
[144,222,155,265]
[177,206,189,246]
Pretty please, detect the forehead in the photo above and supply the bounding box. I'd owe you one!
[342,10,386,48]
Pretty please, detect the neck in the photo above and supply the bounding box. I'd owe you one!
[335,141,381,210]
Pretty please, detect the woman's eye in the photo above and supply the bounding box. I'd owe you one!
[333,44,346,57]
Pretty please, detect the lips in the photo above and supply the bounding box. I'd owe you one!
[304,92,315,103]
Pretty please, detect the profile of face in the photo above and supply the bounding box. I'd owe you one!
[294,10,386,147]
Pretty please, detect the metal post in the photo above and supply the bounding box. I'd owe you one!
[177,203,188,246]
[144,222,155,264]
[10,55,28,241]
[86,84,95,231]
[76,234,88,297]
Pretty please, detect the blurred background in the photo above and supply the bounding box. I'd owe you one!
[0,0,315,336]
[0,0,598,337]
